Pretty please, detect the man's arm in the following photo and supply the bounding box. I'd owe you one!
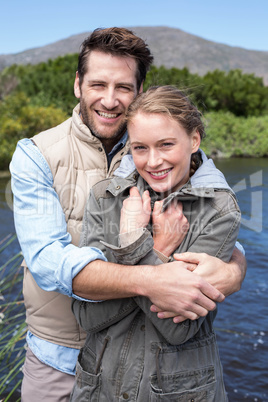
[72,259,224,319]
[10,139,107,297]
[174,246,247,296]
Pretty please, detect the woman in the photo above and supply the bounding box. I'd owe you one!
[71,86,241,401]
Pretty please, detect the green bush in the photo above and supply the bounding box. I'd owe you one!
[0,54,78,114]
[202,112,268,157]
[0,93,68,170]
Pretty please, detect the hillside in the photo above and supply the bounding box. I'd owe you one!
[1,26,268,84]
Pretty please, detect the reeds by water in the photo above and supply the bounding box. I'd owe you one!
[0,234,25,402]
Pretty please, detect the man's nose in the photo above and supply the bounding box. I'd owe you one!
[101,89,119,110]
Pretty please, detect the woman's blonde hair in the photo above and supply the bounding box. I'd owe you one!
[127,85,205,139]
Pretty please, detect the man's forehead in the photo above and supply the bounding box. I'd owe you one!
[86,50,138,76]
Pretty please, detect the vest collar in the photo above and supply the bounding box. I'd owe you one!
[71,104,105,146]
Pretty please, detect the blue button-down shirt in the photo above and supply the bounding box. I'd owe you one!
[10,133,128,375]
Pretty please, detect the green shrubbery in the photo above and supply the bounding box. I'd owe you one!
[0,92,68,170]
[202,112,268,157]
[0,55,268,170]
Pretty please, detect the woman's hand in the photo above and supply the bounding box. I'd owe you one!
[152,200,189,257]
[120,187,151,234]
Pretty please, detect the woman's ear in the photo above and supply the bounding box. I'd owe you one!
[192,130,201,153]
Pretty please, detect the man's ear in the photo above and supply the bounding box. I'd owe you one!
[74,72,81,99]
[138,82,144,94]
[192,130,201,153]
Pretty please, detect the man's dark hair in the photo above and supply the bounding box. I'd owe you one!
[77,27,154,89]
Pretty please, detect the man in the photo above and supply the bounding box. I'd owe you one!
[10,27,246,402]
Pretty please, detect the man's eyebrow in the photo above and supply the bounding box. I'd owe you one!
[86,79,135,89]
[115,82,136,90]
[87,79,106,84]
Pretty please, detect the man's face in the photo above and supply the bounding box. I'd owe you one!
[74,50,142,152]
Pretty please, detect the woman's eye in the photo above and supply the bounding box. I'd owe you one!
[132,145,146,151]
[162,142,174,147]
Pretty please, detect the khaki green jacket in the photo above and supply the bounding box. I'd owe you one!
[71,168,241,401]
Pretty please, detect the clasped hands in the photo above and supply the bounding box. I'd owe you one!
[120,186,189,257]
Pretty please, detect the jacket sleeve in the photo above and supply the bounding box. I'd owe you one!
[72,297,138,333]
[181,190,241,263]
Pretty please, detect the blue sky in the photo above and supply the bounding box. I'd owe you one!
[1,0,267,54]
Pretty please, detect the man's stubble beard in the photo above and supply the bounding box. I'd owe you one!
[80,98,127,150]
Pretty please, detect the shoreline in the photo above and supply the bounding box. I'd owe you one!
[0,171,11,178]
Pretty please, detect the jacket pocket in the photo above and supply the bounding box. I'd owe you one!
[70,358,101,402]
[149,366,217,401]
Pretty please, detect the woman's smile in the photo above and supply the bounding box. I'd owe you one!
[147,168,173,179]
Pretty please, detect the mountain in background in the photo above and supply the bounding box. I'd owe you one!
[1,26,268,85]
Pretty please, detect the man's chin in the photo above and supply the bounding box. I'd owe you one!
[93,123,127,141]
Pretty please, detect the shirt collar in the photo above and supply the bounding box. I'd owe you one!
[107,131,128,167]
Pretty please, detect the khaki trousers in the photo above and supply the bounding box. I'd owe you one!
[21,348,75,402]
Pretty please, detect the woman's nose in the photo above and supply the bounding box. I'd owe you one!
[147,150,163,168]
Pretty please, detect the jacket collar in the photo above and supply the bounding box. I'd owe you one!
[106,170,216,204]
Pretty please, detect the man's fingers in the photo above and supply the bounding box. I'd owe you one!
[201,280,225,304]
[173,252,205,264]
[150,280,224,321]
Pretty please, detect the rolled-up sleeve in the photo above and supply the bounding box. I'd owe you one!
[10,139,107,299]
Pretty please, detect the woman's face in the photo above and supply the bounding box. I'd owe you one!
[128,112,200,196]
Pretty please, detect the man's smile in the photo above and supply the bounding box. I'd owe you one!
[96,111,121,119]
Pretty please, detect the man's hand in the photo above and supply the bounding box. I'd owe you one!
[120,187,151,234]
[152,200,189,257]
[146,260,225,323]
[174,248,247,296]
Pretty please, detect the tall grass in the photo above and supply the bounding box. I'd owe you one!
[0,234,25,402]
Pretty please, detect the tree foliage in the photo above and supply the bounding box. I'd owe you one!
[145,66,268,117]
[0,54,78,114]
[0,92,68,170]
[202,112,268,157]
[0,54,268,170]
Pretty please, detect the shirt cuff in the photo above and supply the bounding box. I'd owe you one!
[100,228,154,265]
[153,249,171,263]
[119,228,145,247]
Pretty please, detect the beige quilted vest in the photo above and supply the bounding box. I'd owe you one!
[23,104,129,348]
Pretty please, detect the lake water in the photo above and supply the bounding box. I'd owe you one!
[0,158,267,401]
